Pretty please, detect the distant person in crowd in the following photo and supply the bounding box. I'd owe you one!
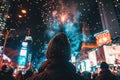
[27,32,84,80]
[24,67,33,80]
[5,67,16,80]
[15,71,24,80]
[95,62,119,80]
[0,65,16,80]
[0,65,8,80]
[91,72,97,80]
[77,71,86,80]
[82,71,92,80]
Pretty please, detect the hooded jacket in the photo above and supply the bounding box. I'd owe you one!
[27,33,83,80]
[46,32,71,61]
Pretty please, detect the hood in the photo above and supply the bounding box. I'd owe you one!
[46,32,71,61]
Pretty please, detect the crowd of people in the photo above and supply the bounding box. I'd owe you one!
[0,32,120,80]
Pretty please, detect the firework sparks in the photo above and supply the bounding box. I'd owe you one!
[41,0,82,56]
[60,13,68,24]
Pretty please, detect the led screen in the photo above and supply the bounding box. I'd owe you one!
[18,56,26,67]
[20,49,27,56]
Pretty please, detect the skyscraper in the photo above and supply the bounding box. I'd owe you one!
[0,0,10,46]
[98,0,120,38]
[79,0,102,60]
[80,0,103,37]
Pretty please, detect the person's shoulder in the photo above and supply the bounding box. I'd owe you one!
[95,73,118,80]
[110,73,119,80]
[75,73,87,80]
[27,71,49,80]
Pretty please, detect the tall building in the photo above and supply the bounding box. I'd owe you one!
[113,0,120,24]
[79,0,102,59]
[0,0,10,46]
[98,0,120,38]
[80,0,103,37]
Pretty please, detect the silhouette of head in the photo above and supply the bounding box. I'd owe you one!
[100,62,109,69]
[1,65,7,71]
[7,67,14,75]
[46,32,71,61]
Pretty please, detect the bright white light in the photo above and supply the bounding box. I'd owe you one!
[60,13,68,24]
[18,15,22,18]
[103,37,107,42]
[22,42,28,47]
[71,55,76,63]
[2,54,11,62]
[61,16,65,23]
[25,36,33,41]
[20,49,27,56]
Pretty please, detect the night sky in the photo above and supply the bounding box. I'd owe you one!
[5,0,102,62]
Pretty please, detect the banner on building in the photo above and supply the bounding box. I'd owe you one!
[88,50,97,66]
[103,45,120,64]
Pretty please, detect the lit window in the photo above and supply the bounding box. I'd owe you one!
[115,5,118,7]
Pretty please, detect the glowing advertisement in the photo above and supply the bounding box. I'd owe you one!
[95,30,112,46]
[18,42,28,68]
[22,42,28,47]
[18,48,27,68]
[103,45,120,64]
[88,50,97,66]
[18,56,26,67]
[96,47,105,63]
[19,49,27,56]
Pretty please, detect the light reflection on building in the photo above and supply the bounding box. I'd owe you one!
[0,0,10,46]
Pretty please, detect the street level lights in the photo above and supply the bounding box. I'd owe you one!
[18,15,22,18]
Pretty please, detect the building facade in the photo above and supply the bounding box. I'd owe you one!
[80,0,103,37]
[98,0,120,38]
[0,0,10,46]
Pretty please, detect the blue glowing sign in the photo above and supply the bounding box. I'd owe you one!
[18,42,28,68]
[18,56,26,67]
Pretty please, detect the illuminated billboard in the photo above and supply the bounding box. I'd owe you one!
[88,50,97,66]
[18,42,28,68]
[22,42,28,47]
[94,30,112,46]
[103,45,120,64]
[18,56,26,67]
[19,49,27,56]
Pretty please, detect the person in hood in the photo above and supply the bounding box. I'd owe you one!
[27,32,84,80]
